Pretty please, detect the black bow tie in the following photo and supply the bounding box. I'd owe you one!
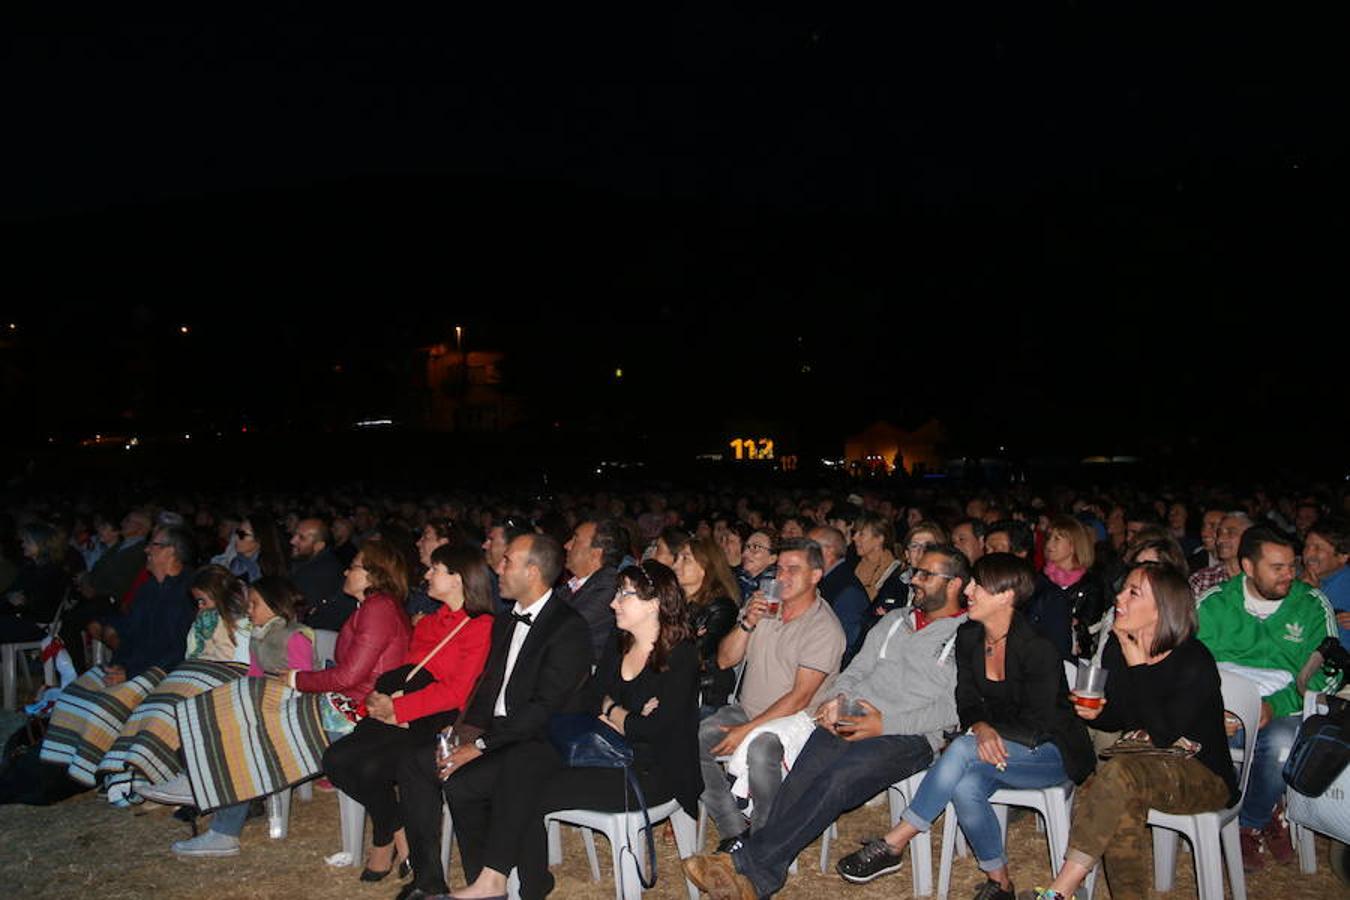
[510,611,534,627]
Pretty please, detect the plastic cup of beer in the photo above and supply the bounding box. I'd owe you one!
[761,578,782,619]
[1073,661,1108,710]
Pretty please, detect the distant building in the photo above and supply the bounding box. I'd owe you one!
[415,344,523,432]
[843,419,947,475]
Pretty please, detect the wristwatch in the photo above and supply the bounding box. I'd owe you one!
[473,736,488,752]
[738,619,755,633]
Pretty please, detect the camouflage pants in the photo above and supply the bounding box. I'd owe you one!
[1066,754,1230,897]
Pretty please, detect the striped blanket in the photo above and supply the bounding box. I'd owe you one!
[178,675,330,812]
[39,666,167,787]
[100,659,249,805]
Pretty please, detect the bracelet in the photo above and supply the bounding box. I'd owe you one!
[604,701,619,718]
[738,620,755,633]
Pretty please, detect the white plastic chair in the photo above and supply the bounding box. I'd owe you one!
[816,769,935,895]
[1149,669,1262,900]
[339,789,453,872]
[544,798,699,900]
[1290,689,1326,874]
[262,629,341,840]
[1,637,56,709]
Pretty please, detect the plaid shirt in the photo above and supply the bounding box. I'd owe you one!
[1189,564,1231,599]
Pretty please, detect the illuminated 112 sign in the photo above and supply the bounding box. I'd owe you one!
[730,437,775,460]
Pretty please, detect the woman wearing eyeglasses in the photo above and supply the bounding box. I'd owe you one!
[733,528,778,604]
[836,553,1094,900]
[463,560,699,900]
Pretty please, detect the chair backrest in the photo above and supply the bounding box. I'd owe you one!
[1219,670,1263,800]
[312,629,340,667]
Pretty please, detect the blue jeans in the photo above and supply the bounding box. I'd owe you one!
[901,734,1067,873]
[211,802,249,837]
[733,728,933,896]
[1231,713,1300,829]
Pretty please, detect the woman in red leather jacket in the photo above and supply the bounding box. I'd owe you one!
[322,544,494,881]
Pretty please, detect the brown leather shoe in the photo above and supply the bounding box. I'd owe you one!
[1263,804,1295,864]
[683,853,757,900]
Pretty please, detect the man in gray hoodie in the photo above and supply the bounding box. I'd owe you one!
[685,545,972,900]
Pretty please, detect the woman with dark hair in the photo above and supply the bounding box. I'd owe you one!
[0,522,69,641]
[673,535,741,713]
[1026,515,1107,659]
[159,575,317,854]
[733,528,778,603]
[1019,564,1236,900]
[213,513,287,583]
[407,517,462,618]
[323,543,495,881]
[837,553,1094,899]
[463,560,699,899]
[149,542,409,858]
[651,525,690,567]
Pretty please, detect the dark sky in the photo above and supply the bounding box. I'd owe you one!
[3,7,1346,470]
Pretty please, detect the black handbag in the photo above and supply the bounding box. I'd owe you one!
[548,712,658,890]
[1283,700,1350,798]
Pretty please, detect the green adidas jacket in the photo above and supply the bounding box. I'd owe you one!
[1196,576,1341,718]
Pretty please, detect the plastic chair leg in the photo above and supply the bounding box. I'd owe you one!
[1220,819,1247,900]
[1294,821,1318,875]
[440,803,454,877]
[267,789,291,839]
[547,819,562,866]
[581,828,602,882]
[338,790,366,864]
[1194,827,1226,900]
[937,803,957,900]
[1152,828,1180,891]
[669,810,701,900]
[297,780,313,802]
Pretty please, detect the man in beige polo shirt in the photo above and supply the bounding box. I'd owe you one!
[699,537,846,851]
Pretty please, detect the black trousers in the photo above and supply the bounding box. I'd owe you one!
[517,766,675,900]
[398,739,563,893]
[323,716,433,847]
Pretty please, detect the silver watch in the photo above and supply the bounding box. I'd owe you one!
[474,736,488,752]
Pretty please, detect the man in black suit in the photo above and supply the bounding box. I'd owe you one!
[557,518,625,660]
[810,525,870,666]
[396,533,592,900]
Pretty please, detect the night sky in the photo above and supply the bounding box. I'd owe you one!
[4,8,1345,475]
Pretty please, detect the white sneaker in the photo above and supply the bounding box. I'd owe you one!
[139,774,194,806]
[172,830,240,858]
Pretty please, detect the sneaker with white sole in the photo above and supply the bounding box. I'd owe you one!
[172,830,240,858]
[138,774,194,806]
[836,837,906,883]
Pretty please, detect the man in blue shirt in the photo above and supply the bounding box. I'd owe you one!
[1304,518,1350,649]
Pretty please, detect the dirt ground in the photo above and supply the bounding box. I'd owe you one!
[0,786,1344,899]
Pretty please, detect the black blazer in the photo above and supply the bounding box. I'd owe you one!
[955,612,1095,784]
[557,566,619,662]
[464,592,593,753]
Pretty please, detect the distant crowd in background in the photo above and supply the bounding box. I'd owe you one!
[2,477,1348,900]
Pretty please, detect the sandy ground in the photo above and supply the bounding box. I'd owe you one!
[0,785,1344,900]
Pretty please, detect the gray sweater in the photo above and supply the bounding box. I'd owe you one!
[832,608,967,751]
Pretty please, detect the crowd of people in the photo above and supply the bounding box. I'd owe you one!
[2,477,1348,899]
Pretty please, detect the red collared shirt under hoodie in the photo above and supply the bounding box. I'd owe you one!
[391,604,494,724]
[294,591,410,701]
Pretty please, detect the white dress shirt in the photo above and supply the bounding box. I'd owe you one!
[494,589,553,717]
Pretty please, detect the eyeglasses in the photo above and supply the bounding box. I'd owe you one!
[745,543,773,554]
[911,568,956,581]
[613,588,641,602]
